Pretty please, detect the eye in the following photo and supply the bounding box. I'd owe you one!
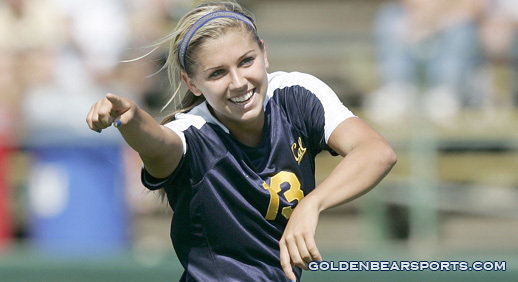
[239,56,255,67]
[209,69,225,78]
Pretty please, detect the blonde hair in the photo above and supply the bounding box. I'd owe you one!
[158,0,262,125]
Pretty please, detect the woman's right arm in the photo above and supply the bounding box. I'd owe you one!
[86,93,183,178]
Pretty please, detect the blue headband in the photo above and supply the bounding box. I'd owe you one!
[178,10,256,69]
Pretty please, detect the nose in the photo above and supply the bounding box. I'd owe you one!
[229,68,247,91]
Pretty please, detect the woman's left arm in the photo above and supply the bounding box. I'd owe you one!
[280,117,397,281]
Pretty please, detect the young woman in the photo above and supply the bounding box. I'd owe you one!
[86,1,396,281]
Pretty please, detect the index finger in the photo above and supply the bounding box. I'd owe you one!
[105,93,130,117]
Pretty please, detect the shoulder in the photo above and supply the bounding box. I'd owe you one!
[163,101,229,155]
[164,112,206,134]
[164,101,228,134]
[266,71,343,108]
[267,71,356,144]
[267,71,330,97]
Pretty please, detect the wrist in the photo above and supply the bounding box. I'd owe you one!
[300,193,324,214]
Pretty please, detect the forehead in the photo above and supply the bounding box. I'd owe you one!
[195,29,258,66]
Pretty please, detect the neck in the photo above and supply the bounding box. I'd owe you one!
[206,104,265,147]
[227,113,264,147]
[230,126,263,147]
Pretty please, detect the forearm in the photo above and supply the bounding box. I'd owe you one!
[117,106,169,157]
[305,139,396,212]
[117,106,183,178]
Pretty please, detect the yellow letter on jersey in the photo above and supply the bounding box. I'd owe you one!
[291,137,307,165]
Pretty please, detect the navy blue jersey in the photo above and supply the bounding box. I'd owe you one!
[141,71,355,281]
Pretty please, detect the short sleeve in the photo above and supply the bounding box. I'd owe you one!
[286,72,355,142]
[267,71,356,151]
[141,154,188,188]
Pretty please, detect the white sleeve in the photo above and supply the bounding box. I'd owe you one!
[268,71,356,143]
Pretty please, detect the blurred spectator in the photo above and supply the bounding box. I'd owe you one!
[119,0,178,115]
[365,0,484,124]
[20,0,129,150]
[0,0,65,250]
[0,0,224,254]
[478,0,518,107]
[17,0,132,255]
[11,0,195,254]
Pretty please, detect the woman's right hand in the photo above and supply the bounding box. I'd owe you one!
[86,93,184,178]
[86,93,135,133]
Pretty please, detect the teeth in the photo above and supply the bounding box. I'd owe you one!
[230,90,254,103]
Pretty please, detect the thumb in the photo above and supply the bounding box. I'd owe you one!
[105,93,133,128]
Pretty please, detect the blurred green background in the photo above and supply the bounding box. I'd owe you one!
[0,0,517,281]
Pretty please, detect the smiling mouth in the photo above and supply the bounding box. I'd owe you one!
[229,89,255,104]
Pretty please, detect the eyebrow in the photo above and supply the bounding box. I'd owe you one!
[202,49,256,73]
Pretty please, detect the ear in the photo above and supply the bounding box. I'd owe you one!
[260,39,269,69]
[181,71,203,96]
